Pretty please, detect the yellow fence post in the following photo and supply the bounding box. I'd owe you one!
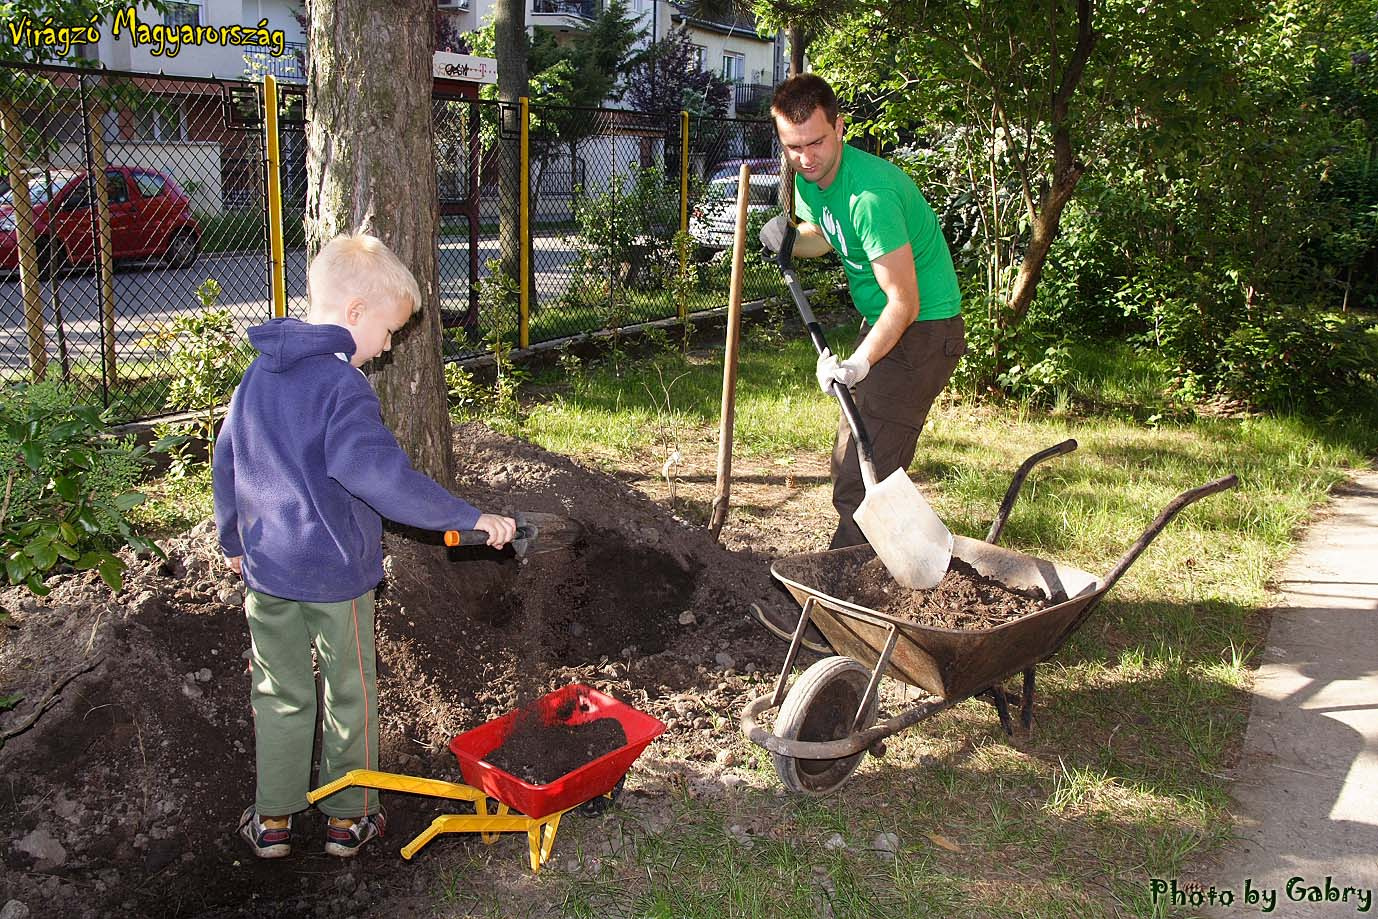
[86,102,118,385]
[264,75,287,318]
[518,96,530,350]
[679,110,690,320]
[0,100,47,381]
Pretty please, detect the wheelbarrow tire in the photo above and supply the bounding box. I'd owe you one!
[772,656,879,796]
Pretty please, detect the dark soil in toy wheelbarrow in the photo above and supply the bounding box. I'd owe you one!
[450,683,665,819]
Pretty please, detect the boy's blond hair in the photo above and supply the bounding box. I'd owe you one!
[307,232,421,318]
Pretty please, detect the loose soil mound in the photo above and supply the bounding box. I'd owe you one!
[814,555,1051,630]
[0,423,805,918]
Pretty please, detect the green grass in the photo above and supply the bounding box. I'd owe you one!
[461,333,1376,917]
[197,209,306,254]
[120,326,1376,917]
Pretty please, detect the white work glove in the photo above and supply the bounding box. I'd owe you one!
[815,350,870,394]
[759,213,792,254]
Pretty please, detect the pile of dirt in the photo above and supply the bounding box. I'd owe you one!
[814,555,1051,630]
[0,423,808,918]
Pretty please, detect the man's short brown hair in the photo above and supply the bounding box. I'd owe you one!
[770,73,839,125]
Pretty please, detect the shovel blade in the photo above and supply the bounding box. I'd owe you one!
[852,468,953,590]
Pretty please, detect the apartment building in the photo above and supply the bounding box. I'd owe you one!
[440,0,785,115]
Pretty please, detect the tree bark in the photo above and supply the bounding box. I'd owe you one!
[494,0,530,314]
[306,0,453,483]
[1001,0,1094,331]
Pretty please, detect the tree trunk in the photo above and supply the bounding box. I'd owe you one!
[494,0,530,323]
[999,0,1094,334]
[1003,160,1083,328]
[778,28,809,213]
[788,27,807,77]
[306,0,453,483]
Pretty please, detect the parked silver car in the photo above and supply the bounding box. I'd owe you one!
[689,172,782,249]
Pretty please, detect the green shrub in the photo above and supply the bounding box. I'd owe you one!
[952,290,1075,404]
[1215,309,1378,413]
[140,278,251,459]
[0,382,162,601]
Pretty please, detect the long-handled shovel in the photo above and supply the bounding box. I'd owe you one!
[772,224,953,589]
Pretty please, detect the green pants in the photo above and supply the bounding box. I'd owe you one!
[245,588,381,819]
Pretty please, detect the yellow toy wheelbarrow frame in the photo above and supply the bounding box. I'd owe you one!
[307,769,572,872]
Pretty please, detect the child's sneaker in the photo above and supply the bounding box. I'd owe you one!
[324,808,386,857]
[238,807,292,859]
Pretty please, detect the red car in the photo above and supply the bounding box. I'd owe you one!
[0,165,200,275]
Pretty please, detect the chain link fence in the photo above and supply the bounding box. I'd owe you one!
[0,60,272,422]
[1,60,812,422]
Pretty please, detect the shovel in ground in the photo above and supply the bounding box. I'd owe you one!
[444,511,584,561]
[771,223,953,589]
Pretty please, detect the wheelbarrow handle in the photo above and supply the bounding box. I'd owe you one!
[775,228,881,489]
[986,439,1079,544]
[1099,474,1239,597]
[444,524,538,548]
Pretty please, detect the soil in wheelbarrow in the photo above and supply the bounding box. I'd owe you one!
[484,715,629,785]
[0,422,811,919]
[821,554,1052,630]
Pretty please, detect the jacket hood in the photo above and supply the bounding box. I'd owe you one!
[247,318,356,373]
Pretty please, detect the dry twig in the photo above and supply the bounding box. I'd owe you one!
[0,654,104,748]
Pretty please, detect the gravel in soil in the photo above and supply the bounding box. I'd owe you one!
[0,422,820,918]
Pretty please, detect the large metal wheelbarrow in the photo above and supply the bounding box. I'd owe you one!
[741,440,1238,795]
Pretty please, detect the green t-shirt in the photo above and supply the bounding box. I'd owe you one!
[795,144,961,324]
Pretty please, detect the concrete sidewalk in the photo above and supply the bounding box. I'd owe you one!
[1199,469,1378,918]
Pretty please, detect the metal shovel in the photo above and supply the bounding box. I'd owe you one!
[772,224,953,589]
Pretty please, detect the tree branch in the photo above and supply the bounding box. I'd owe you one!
[0,654,104,748]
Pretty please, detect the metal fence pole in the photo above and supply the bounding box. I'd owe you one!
[679,110,690,321]
[264,74,286,318]
[81,80,118,391]
[0,98,47,381]
[518,95,530,349]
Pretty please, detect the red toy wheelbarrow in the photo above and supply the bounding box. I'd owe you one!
[308,683,664,871]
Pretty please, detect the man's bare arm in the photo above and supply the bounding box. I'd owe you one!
[853,243,920,366]
[791,221,834,258]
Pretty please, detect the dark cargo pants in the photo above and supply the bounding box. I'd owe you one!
[829,315,966,549]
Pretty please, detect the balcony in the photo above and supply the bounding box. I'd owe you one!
[732,82,773,116]
[531,0,598,31]
[243,41,306,82]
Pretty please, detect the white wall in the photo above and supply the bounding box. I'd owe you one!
[96,0,306,80]
[55,141,225,214]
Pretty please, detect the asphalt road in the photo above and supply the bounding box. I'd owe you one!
[0,236,582,373]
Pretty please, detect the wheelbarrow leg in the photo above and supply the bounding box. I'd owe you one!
[1020,667,1036,730]
[988,685,1016,737]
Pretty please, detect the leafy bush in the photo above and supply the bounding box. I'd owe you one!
[140,278,251,458]
[0,383,161,600]
[952,290,1075,404]
[1215,309,1378,413]
[572,164,681,301]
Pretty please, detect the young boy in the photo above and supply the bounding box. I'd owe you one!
[212,232,516,858]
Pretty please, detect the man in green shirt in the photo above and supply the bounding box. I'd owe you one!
[761,73,966,550]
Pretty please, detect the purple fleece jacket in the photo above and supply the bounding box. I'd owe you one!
[212,317,481,602]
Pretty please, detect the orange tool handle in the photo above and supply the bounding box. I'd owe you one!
[444,525,536,548]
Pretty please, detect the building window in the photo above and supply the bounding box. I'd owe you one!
[164,1,201,29]
[133,103,185,142]
[690,44,706,72]
[721,52,744,84]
